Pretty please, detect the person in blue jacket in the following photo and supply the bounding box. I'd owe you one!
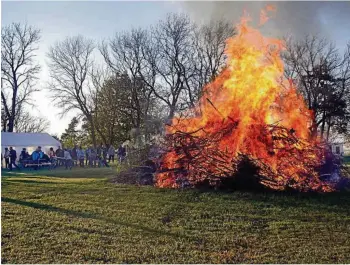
[38,146,44,159]
[32,148,40,161]
[31,146,44,170]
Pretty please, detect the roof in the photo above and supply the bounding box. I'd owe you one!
[1,132,61,147]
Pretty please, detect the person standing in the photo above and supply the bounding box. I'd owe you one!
[55,146,63,166]
[9,147,20,170]
[117,145,126,163]
[72,145,78,166]
[77,146,85,167]
[88,147,97,168]
[4,147,10,169]
[108,145,115,163]
[64,148,73,170]
[100,145,109,167]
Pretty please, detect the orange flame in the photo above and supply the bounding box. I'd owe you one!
[156,9,332,192]
[259,5,276,26]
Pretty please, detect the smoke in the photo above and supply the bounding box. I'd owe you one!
[180,1,350,48]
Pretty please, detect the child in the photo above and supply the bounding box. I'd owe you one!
[48,147,56,160]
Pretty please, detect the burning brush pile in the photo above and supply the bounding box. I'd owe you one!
[155,11,338,192]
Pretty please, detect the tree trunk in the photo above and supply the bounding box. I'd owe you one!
[8,78,18,132]
[320,111,326,139]
[90,128,97,148]
[326,118,332,142]
[8,119,14,132]
[89,120,97,148]
[167,105,176,124]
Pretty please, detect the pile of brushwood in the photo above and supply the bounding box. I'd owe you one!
[157,122,349,192]
[111,128,349,192]
[111,161,156,186]
[111,145,158,186]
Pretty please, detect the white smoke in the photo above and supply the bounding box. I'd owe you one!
[178,1,350,49]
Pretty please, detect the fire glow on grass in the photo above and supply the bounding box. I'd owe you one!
[156,7,333,192]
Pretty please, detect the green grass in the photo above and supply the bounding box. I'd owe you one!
[2,168,350,263]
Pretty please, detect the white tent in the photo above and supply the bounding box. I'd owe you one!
[1,132,61,159]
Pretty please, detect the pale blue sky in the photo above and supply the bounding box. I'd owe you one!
[2,1,350,136]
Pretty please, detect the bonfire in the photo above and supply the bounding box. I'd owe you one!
[156,8,335,192]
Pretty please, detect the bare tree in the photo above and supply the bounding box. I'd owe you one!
[144,15,235,119]
[100,14,236,124]
[1,22,41,132]
[103,13,196,122]
[14,109,50,133]
[47,35,99,146]
[283,36,350,139]
[100,28,155,129]
[149,13,196,120]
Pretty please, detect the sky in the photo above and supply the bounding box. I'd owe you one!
[2,1,350,136]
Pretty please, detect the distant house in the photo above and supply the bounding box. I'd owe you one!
[1,132,61,160]
[331,142,344,155]
[329,134,350,156]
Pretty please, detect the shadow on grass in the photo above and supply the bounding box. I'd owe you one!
[185,188,350,216]
[3,179,67,185]
[1,167,115,179]
[242,189,350,207]
[1,197,193,241]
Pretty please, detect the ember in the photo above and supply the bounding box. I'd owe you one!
[156,7,334,192]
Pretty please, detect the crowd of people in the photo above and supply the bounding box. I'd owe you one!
[1,144,127,171]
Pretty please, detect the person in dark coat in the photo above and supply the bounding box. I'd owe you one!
[56,146,64,166]
[9,147,20,170]
[117,145,126,163]
[97,144,103,159]
[20,148,29,161]
[108,145,115,163]
[97,144,109,167]
[55,146,62,157]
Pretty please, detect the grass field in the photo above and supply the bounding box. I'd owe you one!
[344,155,350,164]
[1,167,350,263]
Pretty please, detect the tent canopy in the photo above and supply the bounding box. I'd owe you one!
[1,132,61,155]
